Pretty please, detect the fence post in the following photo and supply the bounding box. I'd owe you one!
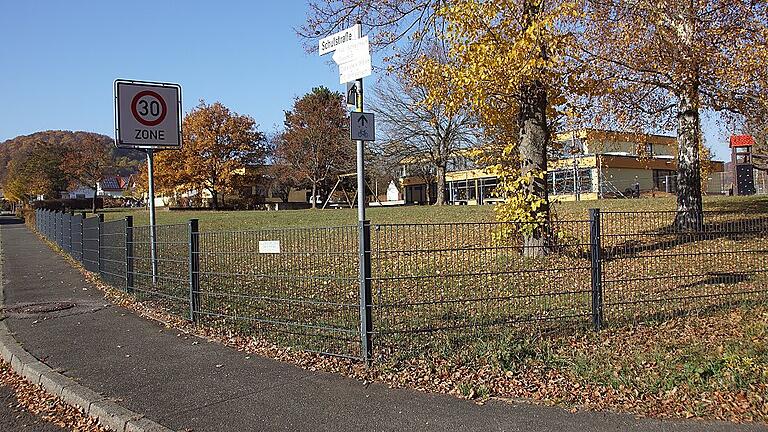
[125,216,134,293]
[188,219,200,323]
[358,220,373,362]
[589,208,604,330]
[97,214,104,274]
[68,211,74,253]
[80,212,86,262]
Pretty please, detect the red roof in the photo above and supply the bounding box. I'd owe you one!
[730,135,755,148]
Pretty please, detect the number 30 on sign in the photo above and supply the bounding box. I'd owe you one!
[114,80,182,149]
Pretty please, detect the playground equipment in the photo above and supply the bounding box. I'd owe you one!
[322,173,382,209]
[728,135,768,196]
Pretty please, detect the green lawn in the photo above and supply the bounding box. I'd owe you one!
[99,195,768,230]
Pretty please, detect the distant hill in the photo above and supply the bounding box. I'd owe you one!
[0,130,145,182]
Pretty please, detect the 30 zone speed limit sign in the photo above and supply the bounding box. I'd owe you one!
[114,80,182,149]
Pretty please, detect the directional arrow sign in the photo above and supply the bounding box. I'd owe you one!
[350,112,375,141]
[332,36,369,64]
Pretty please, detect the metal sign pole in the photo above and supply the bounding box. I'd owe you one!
[146,149,159,284]
[354,23,372,363]
[356,84,365,220]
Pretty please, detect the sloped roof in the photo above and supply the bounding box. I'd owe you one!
[730,135,755,148]
[99,176,123,191]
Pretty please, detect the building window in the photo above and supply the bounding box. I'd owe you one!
[653,169,676,191]
[547,168,593,195]
[645,143,654,156]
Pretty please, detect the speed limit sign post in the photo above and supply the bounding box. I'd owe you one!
[114,79,182,285]
[114,80,182,149]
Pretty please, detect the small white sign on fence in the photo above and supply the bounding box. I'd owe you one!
[258,240,281,254]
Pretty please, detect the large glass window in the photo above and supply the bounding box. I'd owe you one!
[547,168,593,195]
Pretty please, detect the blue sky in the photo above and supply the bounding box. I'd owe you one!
[0,1,342,140]
[0,1,735,160]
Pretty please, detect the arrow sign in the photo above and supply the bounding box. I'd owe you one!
[332,36,369,64]
[350,112,375,141]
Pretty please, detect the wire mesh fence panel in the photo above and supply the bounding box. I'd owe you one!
[62,213,71,254]
[197,226,361,358]
[71,214,84,262]
[99,219,126,288]
[82,217,100,273]
[131,223,190,316]
[601,211,768,325]
[370,220,594,355]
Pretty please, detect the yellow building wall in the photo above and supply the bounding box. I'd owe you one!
[548,156,597,170]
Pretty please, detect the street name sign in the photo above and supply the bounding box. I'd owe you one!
[350,112,375,141]
[333,36,371,84]
[318,24,360,55]
[114,80,182,149]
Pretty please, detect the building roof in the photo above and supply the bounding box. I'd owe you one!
[99,176,129,191]
[730,135,755,148]
[555,128,677,145]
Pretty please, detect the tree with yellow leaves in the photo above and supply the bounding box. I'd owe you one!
[580,0,768,229]
[415,0,581,255]
[303,1,582,255]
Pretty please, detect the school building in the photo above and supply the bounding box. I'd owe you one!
[398,129,725,204]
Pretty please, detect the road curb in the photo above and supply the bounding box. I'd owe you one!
[0,221,175,432]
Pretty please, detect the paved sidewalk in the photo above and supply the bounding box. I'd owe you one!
[1,216,765,432]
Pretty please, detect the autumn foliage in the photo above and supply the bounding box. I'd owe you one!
[151,101,267,209]
[274,87,354,208]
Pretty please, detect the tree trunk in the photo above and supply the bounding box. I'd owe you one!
[674,88,703,231]
[211,189,218,210]
[434,164,447,205]
[518,79,550,258]
[311,182,317,209]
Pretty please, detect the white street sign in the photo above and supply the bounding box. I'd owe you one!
[332,35,371,83]
[114,80,181,149]
[332,36,369,64]
[350,112,375,141]
[318,24,360,55]
[339,56,372,84]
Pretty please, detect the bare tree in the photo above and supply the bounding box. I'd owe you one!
[372,71,477,205]
[299,1,445,64]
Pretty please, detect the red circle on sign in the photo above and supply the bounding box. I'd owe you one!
[131,90,167,127]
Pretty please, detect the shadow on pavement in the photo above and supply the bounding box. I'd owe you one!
[0,216,23,225]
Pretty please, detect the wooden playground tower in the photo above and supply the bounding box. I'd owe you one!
[730,134,768,195]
